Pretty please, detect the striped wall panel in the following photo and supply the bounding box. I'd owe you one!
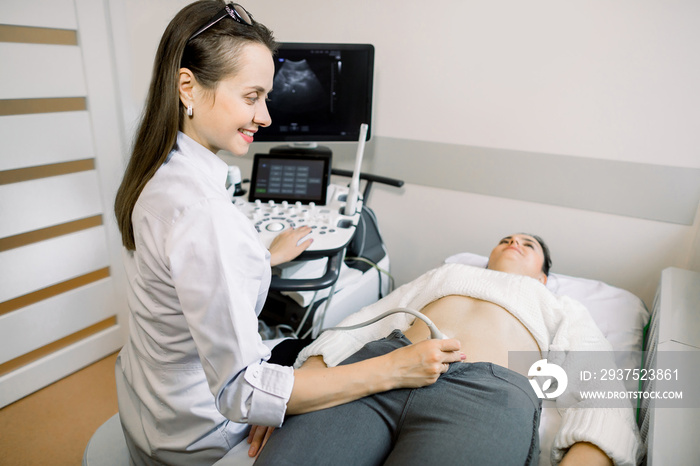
[0,112,93,171]
[0,279,115,368]
[0,43,87,99]
[0,327,123,408]
[0,0,78,30]
[0,0,124,407]
[0,170,103,238]
[0,227,111,303]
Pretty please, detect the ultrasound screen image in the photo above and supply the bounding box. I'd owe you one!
[272,59,327,114]
[268,51,341,136]
[257,44,373,142]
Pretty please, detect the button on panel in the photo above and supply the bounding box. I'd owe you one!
[265,222,286,232]
[238,184,361,252]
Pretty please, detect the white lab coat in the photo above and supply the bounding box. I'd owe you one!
[115,132,294,466]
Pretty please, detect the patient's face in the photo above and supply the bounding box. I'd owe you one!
[487,234,547,284]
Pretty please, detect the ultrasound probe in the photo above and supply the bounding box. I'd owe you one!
[343,123,368,216]
[322,307,449,340]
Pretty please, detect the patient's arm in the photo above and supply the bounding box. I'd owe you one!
[298,355,327,369]
[559,442,612,466]
[287,338,465,414]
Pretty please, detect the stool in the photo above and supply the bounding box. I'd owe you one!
[82,413,255,465]
[83,413,130,466]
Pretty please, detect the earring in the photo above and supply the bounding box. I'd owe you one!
[187,104,193,117]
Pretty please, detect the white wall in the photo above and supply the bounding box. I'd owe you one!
[113,0,700,307]
[689,203,700,272]
[253,1,700,169]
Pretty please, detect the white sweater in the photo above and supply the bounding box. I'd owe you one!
[295,263,641,466]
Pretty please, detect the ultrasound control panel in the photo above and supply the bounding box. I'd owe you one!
[234,183,362,254]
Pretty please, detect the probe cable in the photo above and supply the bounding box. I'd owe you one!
[322,307,447,340]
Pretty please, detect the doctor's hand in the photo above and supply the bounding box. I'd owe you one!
[247,425,275,458]
[268,226,313,267]
[386,338,466,388]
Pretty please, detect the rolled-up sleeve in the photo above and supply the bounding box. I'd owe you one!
[167,197,295,426]
[243,362,294,426]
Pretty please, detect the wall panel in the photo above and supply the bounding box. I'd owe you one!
[0,112,93,171]
[0,227,110,303]
[0,280,115,364]
[0,43,86,100]
[0,0,127,408]
[0,327,123,407]
[0,171,103,238]
[0,0,78,29]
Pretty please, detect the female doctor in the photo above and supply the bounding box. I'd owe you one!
[113,2,465,465]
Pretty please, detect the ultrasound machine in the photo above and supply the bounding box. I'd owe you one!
[231,43,403,341]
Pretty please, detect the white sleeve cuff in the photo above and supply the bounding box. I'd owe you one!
[243,362,295,427]
[293,329,364,368]
[551,407,641,466]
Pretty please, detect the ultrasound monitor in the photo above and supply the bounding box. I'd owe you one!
[256,43,374,144]
[248,152,332,205]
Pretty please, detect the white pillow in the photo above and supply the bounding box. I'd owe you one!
[445,252,650,466]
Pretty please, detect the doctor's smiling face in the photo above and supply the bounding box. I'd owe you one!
[487,234,549,284]
[179,41,274,156]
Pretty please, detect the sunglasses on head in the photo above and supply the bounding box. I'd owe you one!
[189,3,253,42]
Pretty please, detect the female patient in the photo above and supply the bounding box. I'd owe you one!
[255,234,642,466]
[113,2,463,465]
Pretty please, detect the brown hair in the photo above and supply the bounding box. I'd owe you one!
[522,233,552,276]
[114,1,277,249]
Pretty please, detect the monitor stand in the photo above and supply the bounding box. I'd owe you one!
[269,143,332,158]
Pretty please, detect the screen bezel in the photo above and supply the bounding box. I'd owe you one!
[255,42,374,143]
[248,152,332,205]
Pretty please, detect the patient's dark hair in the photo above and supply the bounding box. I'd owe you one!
[523,233,552,276]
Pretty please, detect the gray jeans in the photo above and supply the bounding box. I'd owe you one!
[256,330,541,466]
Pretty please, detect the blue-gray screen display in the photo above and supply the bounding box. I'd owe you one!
[252,157,327,203]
